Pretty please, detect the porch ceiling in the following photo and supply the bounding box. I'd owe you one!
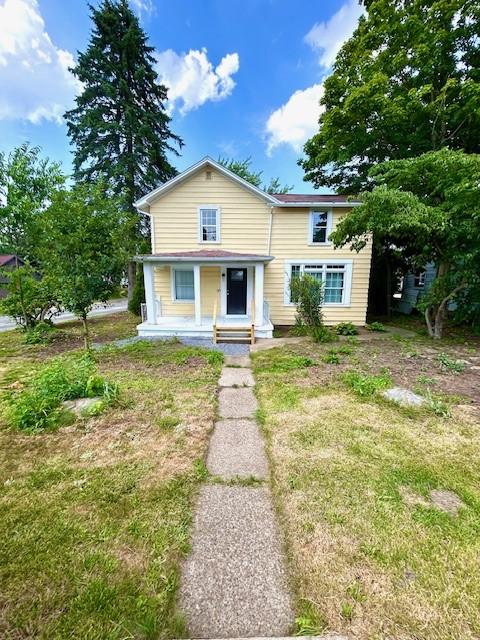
[135,249,274,264]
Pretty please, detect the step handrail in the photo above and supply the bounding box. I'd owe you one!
[250,298,255,345]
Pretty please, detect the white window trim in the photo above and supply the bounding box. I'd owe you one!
[198,205,221,244]
[171,266,195,303]
[308,209,333,246]
[283,259,353,307]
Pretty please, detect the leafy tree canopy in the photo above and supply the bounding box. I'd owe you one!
[301,0,480,193]
[40,182,129,347]
[218,157,293,194]
[330,149,480,337]
[0,143,65,261]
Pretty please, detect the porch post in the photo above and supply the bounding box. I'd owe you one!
[143,261,157,324]
[194,264,201,325]
[254,262,264,327]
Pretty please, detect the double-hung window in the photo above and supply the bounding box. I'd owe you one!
[199,206,220,243]
[173,268,194,301]
[286,262,351,305]
[309,210,332,244]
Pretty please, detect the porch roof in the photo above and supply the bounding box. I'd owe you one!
[135,249,274,264]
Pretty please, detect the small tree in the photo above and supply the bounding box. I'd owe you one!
[290,273,324,329]
[0,144,65,261]
[41,183,128,348]
[330,149,480,339]
[0,264,59,329]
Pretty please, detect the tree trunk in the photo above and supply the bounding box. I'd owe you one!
[385,258,392,318]
[127,261,137,302]
[81,312,90,350]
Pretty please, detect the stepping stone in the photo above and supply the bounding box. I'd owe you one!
[218,387,257,419]
[179,485,293,637]
[383,387,425,408]
[207,419,268,479]
[219,366,254,387]
[224,354,251,368]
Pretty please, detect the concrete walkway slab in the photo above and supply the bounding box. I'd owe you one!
[219,366,255,387]
[207,419,268,479]
[224,354,252,368]
[218,387,258,419]
[179,485,294,637]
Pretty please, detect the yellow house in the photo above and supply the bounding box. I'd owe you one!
[134,157,372,341]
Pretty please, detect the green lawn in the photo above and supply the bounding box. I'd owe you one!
[0,315,221,639]
[253,335,480,639]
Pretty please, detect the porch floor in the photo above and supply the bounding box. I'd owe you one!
[137,315,273,339]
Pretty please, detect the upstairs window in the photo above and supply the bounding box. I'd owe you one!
[309,210,332,244]
[199,206,220,243]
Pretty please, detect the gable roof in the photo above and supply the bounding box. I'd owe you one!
[134,156,279,213]
[0,254,24,267]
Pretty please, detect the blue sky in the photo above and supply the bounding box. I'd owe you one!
[0,0,363,192]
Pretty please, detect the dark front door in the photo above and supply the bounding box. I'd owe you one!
[226,268,247,315]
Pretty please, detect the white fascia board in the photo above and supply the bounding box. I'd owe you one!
[134,157,279,210]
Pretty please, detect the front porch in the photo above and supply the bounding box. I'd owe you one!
[135,250,274,341]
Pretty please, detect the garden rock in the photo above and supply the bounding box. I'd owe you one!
[383,387,425,408]
[62,397,102,416]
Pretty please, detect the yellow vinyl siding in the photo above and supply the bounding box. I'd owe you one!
[150,168,271,255]
[266,208,372,325]
[148,166,372,325]
[154,265,220,317]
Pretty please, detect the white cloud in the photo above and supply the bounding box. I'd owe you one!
[129,0,154,16]
[305,0,364,69]
[0,0,80,123]
[265,83,324,155]
[265,0,363,154]
[154,48,239,114]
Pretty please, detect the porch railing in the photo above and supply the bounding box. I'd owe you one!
[140,297,161,323]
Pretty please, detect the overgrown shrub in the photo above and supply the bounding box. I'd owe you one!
[23,321,55,344]
[365,321,386,332]
[289,320,310,337]
[0,265,60,329]
[6,353,117,431]
[311,325,336,343]
[290,274,324,329]
[335,322,358,336]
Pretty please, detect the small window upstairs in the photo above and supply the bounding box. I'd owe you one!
[198,206,220,243]
[309,210,333,244]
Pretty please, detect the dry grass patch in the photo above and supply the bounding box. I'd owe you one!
[253,344,480,639]
[0,333,221,639]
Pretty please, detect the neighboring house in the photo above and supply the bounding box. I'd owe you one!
[134,157,372,341]
[396,263,437,314]
[0,255,24,299]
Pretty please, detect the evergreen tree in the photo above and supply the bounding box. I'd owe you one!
[65,0,182,295]
[301,0,480,194]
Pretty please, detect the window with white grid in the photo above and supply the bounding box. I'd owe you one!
[199,207,220,242]
[286,262,351,305]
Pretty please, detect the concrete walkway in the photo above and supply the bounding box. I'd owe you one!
[179,352,294,637]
